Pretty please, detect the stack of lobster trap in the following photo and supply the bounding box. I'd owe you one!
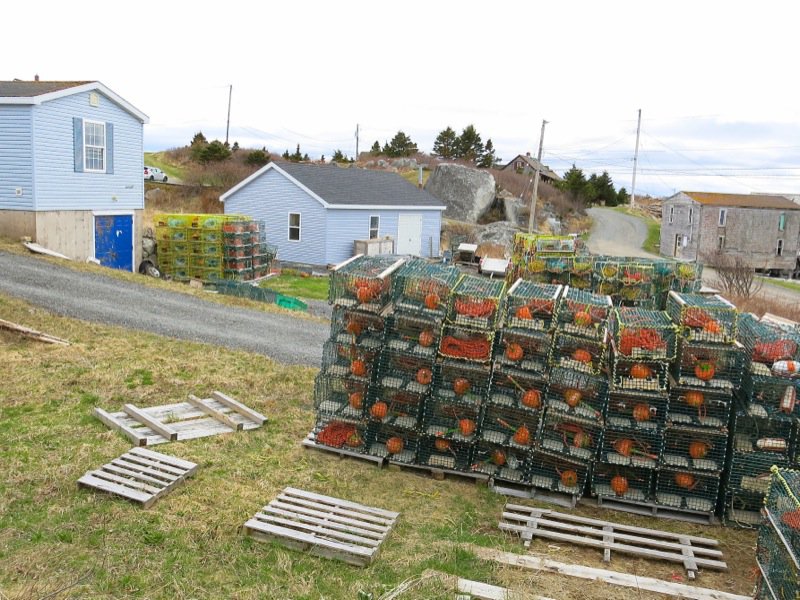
[596,307,677,507]
[661,291,744,517]
[754,466,800,599]
[593,258,656,309]
[725,314,800,525]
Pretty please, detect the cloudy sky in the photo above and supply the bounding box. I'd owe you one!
[5,0,800,197]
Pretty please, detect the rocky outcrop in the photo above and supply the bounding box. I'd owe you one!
[473,221,521,257]
[424,164,496,223]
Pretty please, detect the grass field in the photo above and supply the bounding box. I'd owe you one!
[144,151,186,181]
[0,275,760,599]
[261,273,330,301]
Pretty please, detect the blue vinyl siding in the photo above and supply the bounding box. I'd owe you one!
[0,105,35,210]
[224,168,327,264]
[32,91,143,211]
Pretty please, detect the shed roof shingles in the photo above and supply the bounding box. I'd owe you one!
[682,191,800,210]
[0,81,92,98]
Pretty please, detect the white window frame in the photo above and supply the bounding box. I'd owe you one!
[368,215,380,240]
[83,119,106,173]
[779,212,786,231]
[718,235,725,250]
[668,206,674,224]
[288,212,301,242]
[718,208,727,226]
[777,239,784,256]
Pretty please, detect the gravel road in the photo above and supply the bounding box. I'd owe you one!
[585,207,659,259]
[0,251,329,367]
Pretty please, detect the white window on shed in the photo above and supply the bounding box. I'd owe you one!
[777,239,784,256]
[669,206,674,224]
[718,208,727,226]
[369,215,380,240]
[84,120,106,172]
[288,212,301,241]
[779,213,786,231]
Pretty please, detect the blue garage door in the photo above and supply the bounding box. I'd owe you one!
[95,214,133,271]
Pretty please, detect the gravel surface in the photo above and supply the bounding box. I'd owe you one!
[0,251,329,367]
[586,207,659,259]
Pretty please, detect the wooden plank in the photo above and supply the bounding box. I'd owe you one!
[244,519,375,564]
[282,487,399,520]
[266,500,390,534]
[260,505,385,541]
[210,391,267,425]
[331,254,363,272]
[123,404,178,441]
[253,513,383,547]
[93,407,147,446]
[103,462,178,487]
[78,474,153,505]
[680,537,699,580]
[187,394,242,430]
[0,318,70,345]
[474,547,752,600]
[114,454,186,477]
[128,447,198,471]
[274,495,395,529]
[602,525,613,563]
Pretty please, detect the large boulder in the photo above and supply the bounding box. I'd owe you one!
[473,221,521,257]
[424,164,496,223]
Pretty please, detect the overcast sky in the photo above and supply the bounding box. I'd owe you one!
[5,0,800,197]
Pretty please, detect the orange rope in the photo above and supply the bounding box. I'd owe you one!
[440,335,491,360]
[455,298,495,318]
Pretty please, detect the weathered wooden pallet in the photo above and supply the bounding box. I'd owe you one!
[490,479,579,508]
[388,460,491,483]
[585,494,719,525]
[302,431,386,465]
[244,487,399,567]
[500,504,727,579]
[77,447,197,508]
[95,391,266,446]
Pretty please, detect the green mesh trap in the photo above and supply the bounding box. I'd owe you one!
[741,366,800,419]
[431,359,492,406]
[439,324,495,363]
[655,467,720,513]
[312,416,371,453]
[727,451,791,499]
[371,386,427,429]
[376,350,435,398]
[738,313,800,368]
[556,287,613,339]
[606,389,668,431]
[495,328,553,374]
[667,386,731,431]
[724,488,770,528]
[600,426,662,470]
[417,435,474,472]
[527,449,589,498]
[673,339,746,391]
[592,464,655,503]
[329,307,386,352]
[480,403,540,451]
[383,313,440,363]
[666,292,738,343]
[551,330,608,376]
[329,255,405,311]
[320,339,380,384]
[366,423,419,464]
[731,406,795,458]
[539,410,601,463]
[671,262,704,292]
[755,521,800,600]
[392,259,462,317]
[545,366,608,423]
[422,397,482,444]
[765,467,800,551]
[446,275,506,330]
[611,307,678,361]
[661,425,728,473]
[471,442,531,483]
[489,366,548,415]
[503,279,562,331]
[611,358,668,393]
[313,372,370,421]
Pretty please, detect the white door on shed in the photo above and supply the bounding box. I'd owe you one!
[396,213,422,255]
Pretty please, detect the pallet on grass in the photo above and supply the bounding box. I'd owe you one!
[95,391,266,446]
[77,447,197,508]
[499,504,727,579]
[582,493,719,525]
[244,487,399,567]
[302,430,385,466]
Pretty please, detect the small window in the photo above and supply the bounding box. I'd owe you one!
[84,120,105,172]
[718,208,727,226]
[688,207,694,224]
[288,212,301,241]
[718,235,725,250]
[369,215,380,240]
[777,239,784,256]
[668,206,674,224]
[779,213,786,231]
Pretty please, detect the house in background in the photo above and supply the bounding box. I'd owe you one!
[660,191,800,274]
[0,79,148,271]
[501,152,562,184]
[221,162,445,266]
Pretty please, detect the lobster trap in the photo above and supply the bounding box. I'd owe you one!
[527,449,590,498]
[480,403,541,451]
[724,488,770,528]
[392,259,462,317]
[438,324,495,363]
[611,307,678,361]
[328,254,406,312]
[556,287,613,340]
[667,385,731,430]
[313,372,370,421]
[488,367,548,415]
[731,409,796,457]
[765,467,800,550]
[422,397,483,444]
[543,257,572,285]
[539,410,602,463]
[655,468,720,513]
[311,416,371,454]
[320,339,380,384]
[592,464,655,503]
[417,434,474,472]
[369,386,427,430]
[661,426,728,473]
[673,339,746,391]
[606,389,668,431]
[600,427,663,470]
[446,275,506,330]
[495,327,553,373]
[366,422,419,464]
[471,441,530,483]
[431,359,492,406]
[742,367,800,419]
[377,350,435,398]
[330,306,386,350]
[551,329,609,376]
[666,292,738,344]
[755,520,800,600]
[738,312,800,368]
[670,262,704,294]
[503,279,561,331]
[611,358,669,393]
[383,312,441,362]
[545,366,608,423]
[727,451,791,498]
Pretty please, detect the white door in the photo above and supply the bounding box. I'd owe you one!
[397,214,423,255]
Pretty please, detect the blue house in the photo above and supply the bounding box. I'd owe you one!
[221,162,445,266]
[0,80,148,271]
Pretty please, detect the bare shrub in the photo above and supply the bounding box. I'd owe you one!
[703,251,764,298]
[726,293,800,323]
[182,161,258,189]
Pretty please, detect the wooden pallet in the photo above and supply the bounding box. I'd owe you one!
[95,391,266,446]
[500,504,727,579]
[490,479,579,508]
[388,460,491,483]
[78,447,197,508]
[301,432,386,465]
[244,487,399,567]
[585,494,719,525]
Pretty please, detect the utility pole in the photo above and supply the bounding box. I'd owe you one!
[631,108,641,208]
[355,124,359,159]
[225,85,233,146]
[527,119,548,234]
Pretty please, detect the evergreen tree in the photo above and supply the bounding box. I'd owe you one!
[332,149,349,163]
[617,187,630,205]
[282,149,290,160]
[197,139,231,163]
[557,164,588,200]
[231,141,240,152]
[383,131,417,157]
[370,140,381,155]
[477,138,498,168]
[432,126,458,159]
[190,131,209,162]
[245,149,271,166]
[457,124,484,163]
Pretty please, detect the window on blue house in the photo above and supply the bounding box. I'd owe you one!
[288,212,301,241]
[84,120,106,172]
[369,215,379,239]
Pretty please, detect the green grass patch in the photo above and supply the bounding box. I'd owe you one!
[613,206,661,253]
[144,151,185,181]
[759,276,800,292]
[260,272,330,300]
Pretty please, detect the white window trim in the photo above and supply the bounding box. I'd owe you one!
[779,212,786,231]
[668,206,674,224]
[288,212,301,242]
[718,208,727,226]
[777,238,784,256]
[369,215,380,240]
[83,118,106,173]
